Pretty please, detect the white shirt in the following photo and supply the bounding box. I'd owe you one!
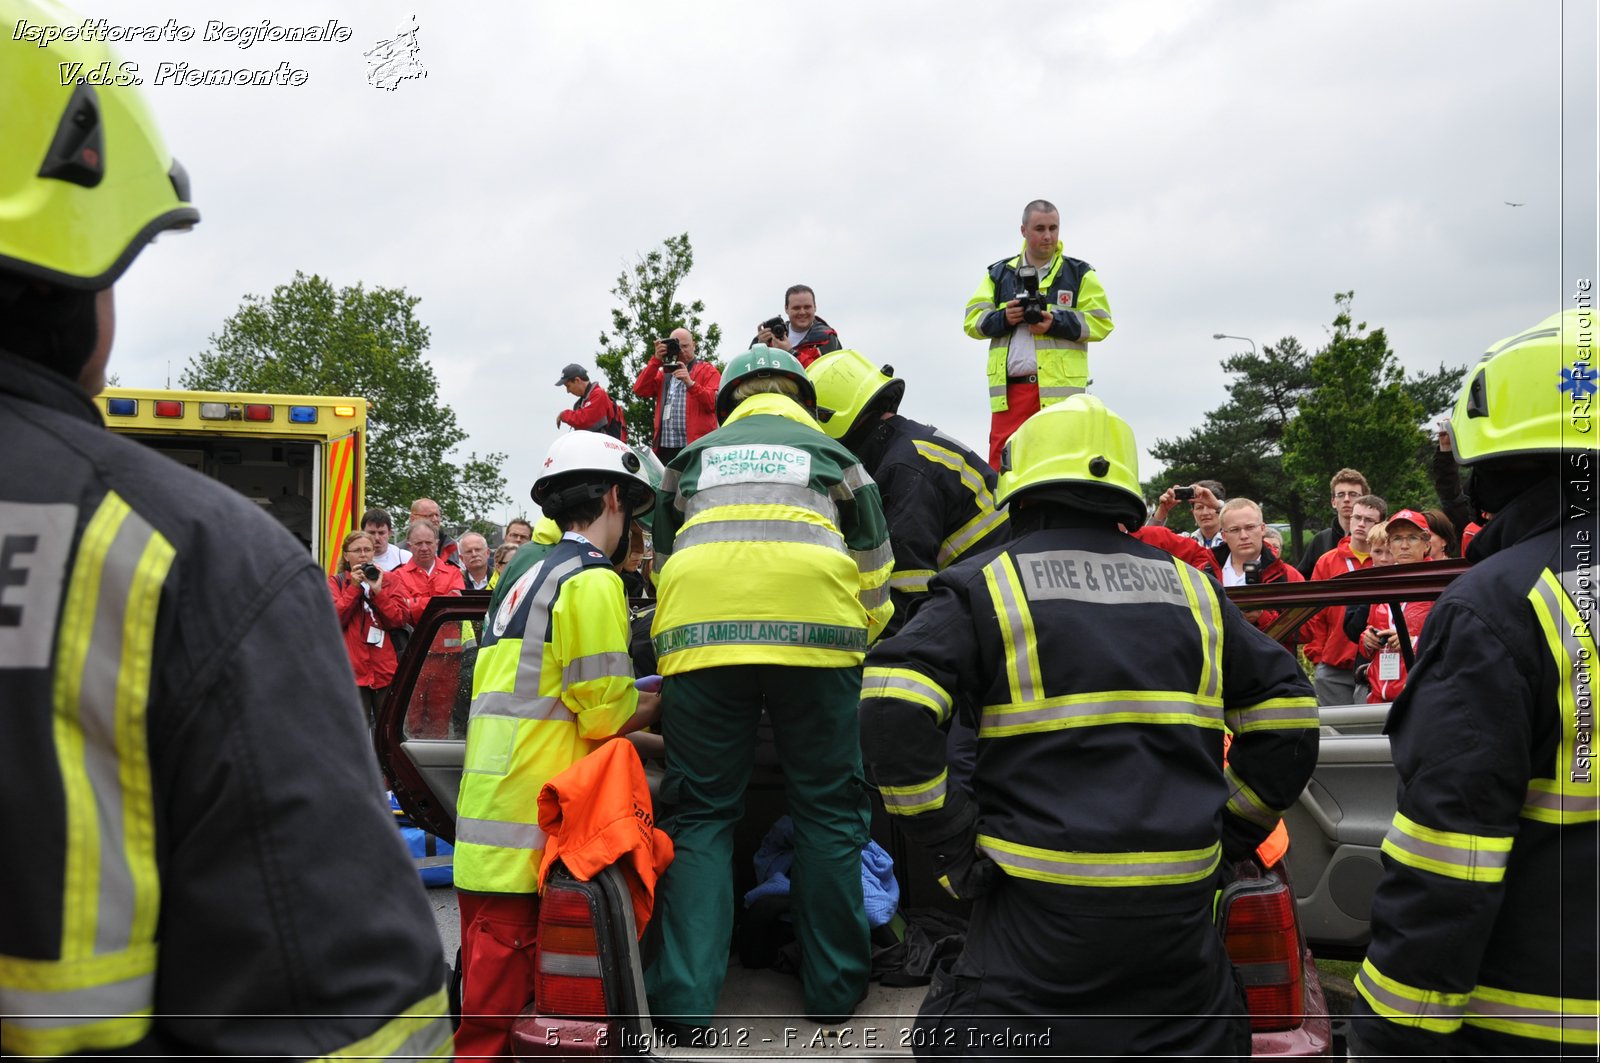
[372,542,411,571]
[1222,560,1249,588]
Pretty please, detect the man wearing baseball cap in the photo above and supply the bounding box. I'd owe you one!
[556,363,627,440]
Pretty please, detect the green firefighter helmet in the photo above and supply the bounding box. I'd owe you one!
[715,345,816,423]
[806,349,906,444]
[996,395,1142,517]
[0,0,199,289]
[1447,308,1599,465]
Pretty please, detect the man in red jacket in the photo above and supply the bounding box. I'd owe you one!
[1216,498,1303,640]
[393,520,464,625]
[557,363,626,440]
[1302,493,1386,704]
[633,328,720,462]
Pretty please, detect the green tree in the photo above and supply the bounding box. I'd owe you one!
[181,271,509,522]
[1147,336,1317,548]
[594,234,723,442]
[1283,292,1432,512]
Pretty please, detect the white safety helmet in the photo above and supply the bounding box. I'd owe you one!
[531,432,655,518]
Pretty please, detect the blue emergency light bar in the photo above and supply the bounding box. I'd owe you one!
[105,398,137,416]
[288,406,318,424]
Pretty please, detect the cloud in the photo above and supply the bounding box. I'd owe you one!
[87,0,1590,520]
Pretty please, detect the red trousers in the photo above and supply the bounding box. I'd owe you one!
[456,891,541,1060]
[987,380,1042,470]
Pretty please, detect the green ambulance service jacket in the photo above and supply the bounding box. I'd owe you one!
[651,391,895,672]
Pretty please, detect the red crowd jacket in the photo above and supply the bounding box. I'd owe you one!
[392,558,464,625]
[538,738,674,938]
[327,572,409,688]
[1301,537,1373,670]
[631,358,721,447]
[559,382,628,441]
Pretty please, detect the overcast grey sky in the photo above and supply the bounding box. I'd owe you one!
[87,0,1597,522]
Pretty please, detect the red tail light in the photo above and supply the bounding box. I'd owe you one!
[536,886,608,1018]
[1220,869,1304,1032]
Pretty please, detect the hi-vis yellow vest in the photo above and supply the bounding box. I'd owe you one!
[963,241,1114,412]
[454,538,636,894]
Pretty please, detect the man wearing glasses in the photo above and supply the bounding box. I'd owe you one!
[1297,468,1370,577]
[1217,497,1303,639]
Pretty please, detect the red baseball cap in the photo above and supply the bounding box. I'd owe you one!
[1387,508,1430,532]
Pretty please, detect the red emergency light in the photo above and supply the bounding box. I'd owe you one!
[242,404,274,422]
[153,400,183,418]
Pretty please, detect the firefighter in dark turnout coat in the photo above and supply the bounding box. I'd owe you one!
[0,6,450,1054]
[1350,310,1600,1057]
[859,395,1318,1058]
[807,349,1010,638]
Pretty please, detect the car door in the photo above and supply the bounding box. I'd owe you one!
[1226,560,1464,953]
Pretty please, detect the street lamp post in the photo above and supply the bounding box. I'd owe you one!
[1212,333,1257,356]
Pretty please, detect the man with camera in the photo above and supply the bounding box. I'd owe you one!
[556,362,627,440]
[965,200,1115,468]
[632,327,720,463]
[752,284,842,367]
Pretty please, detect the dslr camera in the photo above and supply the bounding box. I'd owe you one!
[1014,265,1048,325]
[1242,559,1263,585]
[361,563,381,581]
[760,316,789,341]
[660,336,682,374]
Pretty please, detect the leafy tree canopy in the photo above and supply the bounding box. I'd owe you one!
[593,234,723,442]
[1150,293,1468,561]
[181,271,508,522]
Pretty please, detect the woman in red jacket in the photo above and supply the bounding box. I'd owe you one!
[328,530,410,728]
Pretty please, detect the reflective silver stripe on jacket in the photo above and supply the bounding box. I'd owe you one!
[1381,820,1512,880]
[457,816,548,850]
[470,691,575,723]
[890,569,935,593]
[939,506,1008,567]
[986,556,1042,703]
[976,837,1222,885]
[980,696,1223,736]
[1175,562,1223,701]
[851,540,895,574]
[0,969,157,1032]
[683,482,840,524]
[1225,764,1281,829]
[861,671,953,722]
[859,582,891,611]
[1523,788,1600,816]
[511,557,583,697]
[1531,573,1593,781]
[676,519,847,554]
[1466,992,1600,1037]
[1357,974,1467,1024]
[562,651,634,687]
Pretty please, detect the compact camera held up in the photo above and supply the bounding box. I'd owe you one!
[1014,265,1049,325]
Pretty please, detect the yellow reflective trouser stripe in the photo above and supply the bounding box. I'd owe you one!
[984,555,1043,706]
[979,690,1225,738]
[862,666,953,724]
[2,493,174,1055]
[1465,983,1600,1044]
[977,834,1221,887]
[1225,764,1281,829]
[1524,572,1600,823]
[1226,696,1319,733]
[880,770,948,815]
[890,568,935,594]
[312,986,454,1059]
[1174,562,1223,700]
[1380,812,1514,883]
[1354,958,1469,1033]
